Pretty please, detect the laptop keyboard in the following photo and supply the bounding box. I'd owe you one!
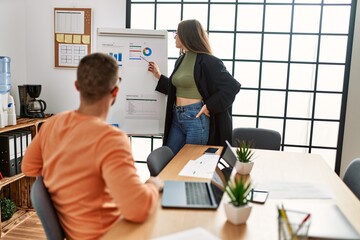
[185,182,211,205]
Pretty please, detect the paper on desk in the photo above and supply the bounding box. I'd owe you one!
[257,181,333,199]
[178,154,219,179]
[151,227,220,240]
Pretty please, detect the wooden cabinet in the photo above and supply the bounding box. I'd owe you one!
[0,117,48,237]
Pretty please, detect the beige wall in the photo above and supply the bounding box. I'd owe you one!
[340,2,360,177]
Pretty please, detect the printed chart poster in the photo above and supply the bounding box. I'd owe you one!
[97,28,168,135]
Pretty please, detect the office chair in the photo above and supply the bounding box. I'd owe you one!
[232,127,281,150]
[31,176,65,240]
[147,146,174,176]
[343,158,360,199]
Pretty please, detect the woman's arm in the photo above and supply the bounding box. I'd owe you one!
[200,56,241,113]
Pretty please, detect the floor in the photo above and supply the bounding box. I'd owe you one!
[2,214,45,240]
[2,162,150,240]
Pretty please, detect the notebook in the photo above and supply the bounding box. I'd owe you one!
[161,140,237,209]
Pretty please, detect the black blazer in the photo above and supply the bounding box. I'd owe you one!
[155,53,241,147]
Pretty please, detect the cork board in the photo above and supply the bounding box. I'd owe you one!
[54,8,92,68]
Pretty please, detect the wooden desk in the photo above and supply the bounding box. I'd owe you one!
[102,144,360,240]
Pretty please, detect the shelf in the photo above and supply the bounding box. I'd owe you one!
[0,209,35,238]
[0,116,50,238]
[0,117,49,134]
[0,174,25,190]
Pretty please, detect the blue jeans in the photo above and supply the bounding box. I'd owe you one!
[166,101,210,154]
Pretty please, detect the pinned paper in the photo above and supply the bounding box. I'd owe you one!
[73,35,81,44]
[56,34,65,43]
[82,35,90,44]
[64,34,73,43]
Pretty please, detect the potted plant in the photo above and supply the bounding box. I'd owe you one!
[0,198,16,221]
[224,176,253,225]
[235,140,255,175]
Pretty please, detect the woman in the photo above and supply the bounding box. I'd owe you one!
[148,19,241,154]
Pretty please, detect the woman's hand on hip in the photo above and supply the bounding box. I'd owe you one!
[196,104,210,118]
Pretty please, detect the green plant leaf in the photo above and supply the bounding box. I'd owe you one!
[225,177,252,207]
[0,198,16,221]
[235,140,254,163]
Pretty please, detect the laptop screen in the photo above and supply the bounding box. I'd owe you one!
[209,140,237,205]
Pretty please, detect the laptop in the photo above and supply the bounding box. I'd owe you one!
[161,140,237,209]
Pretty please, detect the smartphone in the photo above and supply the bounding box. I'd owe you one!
[204,147,219,154]
[248,190,269,204]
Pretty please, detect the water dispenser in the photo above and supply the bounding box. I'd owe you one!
[0,56,16,128]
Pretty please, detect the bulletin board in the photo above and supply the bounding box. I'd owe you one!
[54,8,92,68]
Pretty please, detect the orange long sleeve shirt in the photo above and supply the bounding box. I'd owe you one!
[22,111,159,240]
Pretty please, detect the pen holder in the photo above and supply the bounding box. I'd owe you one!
[278,210,311,240]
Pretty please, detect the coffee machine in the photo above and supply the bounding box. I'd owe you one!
[18,85,47,118]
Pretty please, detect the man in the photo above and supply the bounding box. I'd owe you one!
[22,53,163,240]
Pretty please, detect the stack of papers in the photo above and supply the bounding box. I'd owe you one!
[178,154,219,179]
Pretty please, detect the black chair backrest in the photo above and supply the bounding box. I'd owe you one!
[31,176,65,240]
[343,158,360,199]
[147,146,174,176]
[232,127,281,150]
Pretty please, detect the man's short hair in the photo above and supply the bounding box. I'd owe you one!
[77,53,118,103]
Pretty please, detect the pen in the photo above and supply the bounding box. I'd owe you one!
[140,55,149,63]
[294,213,311,235]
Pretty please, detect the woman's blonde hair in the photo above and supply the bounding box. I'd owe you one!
[177,19,212,55]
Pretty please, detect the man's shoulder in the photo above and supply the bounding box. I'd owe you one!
[46,111,72,120]
[39,111,70,127]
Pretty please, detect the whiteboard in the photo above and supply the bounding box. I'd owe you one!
[97,28,168,135]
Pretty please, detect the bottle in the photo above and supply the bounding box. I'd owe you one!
[0,56,11,94]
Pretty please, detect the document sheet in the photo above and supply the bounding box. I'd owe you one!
[151,227,220,240]
[178,154,219,179]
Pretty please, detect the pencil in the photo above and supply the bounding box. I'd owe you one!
[279,204,296,240]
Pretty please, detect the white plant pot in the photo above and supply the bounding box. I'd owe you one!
[224,202,252,225]
[235,161,254,175]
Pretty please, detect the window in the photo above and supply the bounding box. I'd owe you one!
[127,0,356,173]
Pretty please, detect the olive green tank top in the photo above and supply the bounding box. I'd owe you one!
[172,52,202,99]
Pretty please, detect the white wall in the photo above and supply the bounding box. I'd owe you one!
[0,0,126,114]
[340,2,360,177]
[0,0,27,103]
